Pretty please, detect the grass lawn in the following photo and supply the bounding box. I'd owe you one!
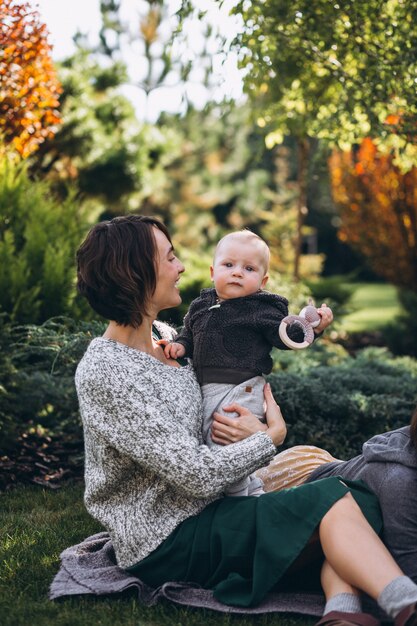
[0,484,315,626]
[341,282,400,333]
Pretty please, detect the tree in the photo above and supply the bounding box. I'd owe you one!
[0,0,62,156]
[30,51,181,215]
[95,0,216,121]
[233,0,417,146]
[156,102,323,282]
[329,138,417,292]
[230,0,417,277]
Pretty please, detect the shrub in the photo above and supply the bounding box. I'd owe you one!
[0,317,105,454]
[303,275,356,320]
[0,157,88,324]
[1,318,416,471]
[269,347,417,458]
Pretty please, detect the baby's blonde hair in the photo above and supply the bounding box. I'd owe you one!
[214,230,270,273]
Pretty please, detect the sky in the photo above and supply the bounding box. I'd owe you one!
[28,0,245,121]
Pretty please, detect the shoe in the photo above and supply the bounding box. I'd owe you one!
[316,611,380,626]
[395,603,417,626]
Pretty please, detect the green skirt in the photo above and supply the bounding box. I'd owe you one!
[127,477,382,608]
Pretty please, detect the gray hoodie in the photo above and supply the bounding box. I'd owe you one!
[308,426,417,583]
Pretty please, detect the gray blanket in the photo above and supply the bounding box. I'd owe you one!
[49,532,384,618]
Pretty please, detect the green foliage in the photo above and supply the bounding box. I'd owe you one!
[30,52,167,212]
[232,0,417,157]
[0,317,105,453]
[269,347,417,458]
[2,316,416,467]
[158,102,279,249]
[155,102,323,282]
[384,289,417,358]
[304,275,356,320]
[0,157,88,324]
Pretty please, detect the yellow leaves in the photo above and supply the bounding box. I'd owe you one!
[140,7,161,45]
[265,130,284,148]
[403,214,412,229]
[0,0,62,157]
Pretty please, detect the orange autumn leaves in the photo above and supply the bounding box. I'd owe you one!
[0,0,62,157]
[330,138,417,291]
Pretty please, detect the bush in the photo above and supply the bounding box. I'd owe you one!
[1,318,416,470]
[303,275,356,320]
[0,157,88,324]
[268,347,417,458]
[0,317,105,454]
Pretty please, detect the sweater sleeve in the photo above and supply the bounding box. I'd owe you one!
[78,365,276,499]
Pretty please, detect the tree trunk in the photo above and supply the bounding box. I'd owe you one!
[294,136,310,280]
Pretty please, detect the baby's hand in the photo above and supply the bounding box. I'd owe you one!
[163,341,186,359]
[314,303,334,333]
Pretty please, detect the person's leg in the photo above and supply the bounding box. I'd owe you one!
[317,561,379,626]
[321,560,361,614]
[318,493,417,624]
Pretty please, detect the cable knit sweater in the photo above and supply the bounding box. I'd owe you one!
[75,322,277,569]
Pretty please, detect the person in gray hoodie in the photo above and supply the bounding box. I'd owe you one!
[306,413,417,584]
[258,408,417,584]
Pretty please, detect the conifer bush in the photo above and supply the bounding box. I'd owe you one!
[269,347,417,457]
[0,158,88,324]
[1,317,416,466]
[0,317,105,454]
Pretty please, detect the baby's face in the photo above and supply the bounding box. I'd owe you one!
[210,237,269,300]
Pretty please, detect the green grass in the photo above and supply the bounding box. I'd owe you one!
[0,484,315,626]
[341,283,400,333]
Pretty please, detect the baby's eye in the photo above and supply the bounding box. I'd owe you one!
[224,262,233,267]
[246,266,255,272]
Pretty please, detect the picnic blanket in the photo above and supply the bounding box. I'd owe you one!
[49,532,385,618]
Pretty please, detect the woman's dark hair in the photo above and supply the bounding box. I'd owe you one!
[76,215,172,327]
[410,406,417,450]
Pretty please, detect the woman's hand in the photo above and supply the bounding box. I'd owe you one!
[314,302,334,334]
[211,383,287,448]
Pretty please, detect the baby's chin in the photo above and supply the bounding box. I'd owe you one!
[215,287,259,300]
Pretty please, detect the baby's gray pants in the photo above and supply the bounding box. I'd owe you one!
[201,375,266,497]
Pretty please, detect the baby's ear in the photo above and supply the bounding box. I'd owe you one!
[210,266,214,281]
[261,274,269,288]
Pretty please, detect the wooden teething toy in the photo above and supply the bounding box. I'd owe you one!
[278,300,321,350]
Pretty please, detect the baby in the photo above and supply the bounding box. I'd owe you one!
[164,230,333,496]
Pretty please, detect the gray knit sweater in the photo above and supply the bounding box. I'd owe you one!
[75,322,277,569]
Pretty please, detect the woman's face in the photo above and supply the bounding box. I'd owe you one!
[152,227,185,313]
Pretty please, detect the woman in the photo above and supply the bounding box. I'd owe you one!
[257,409,417,585]
[75,215,417,626]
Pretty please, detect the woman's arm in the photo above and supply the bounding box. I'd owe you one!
[78,367,277,500]
[211,383,287,446]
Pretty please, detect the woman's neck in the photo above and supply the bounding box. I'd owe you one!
[102,318,180,366]
[103,318,155,353]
